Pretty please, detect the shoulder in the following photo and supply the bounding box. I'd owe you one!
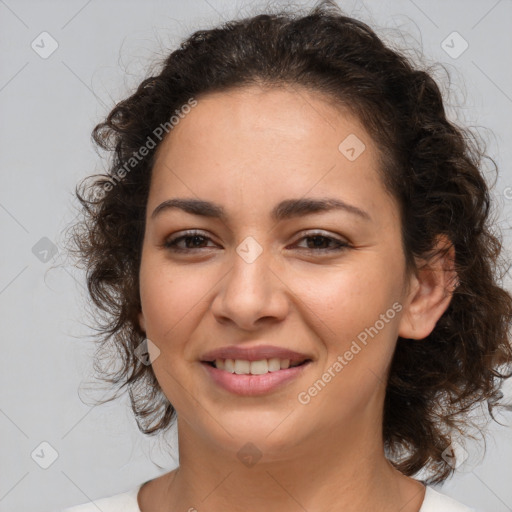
[55,484,143,512]
[420,486,478,512]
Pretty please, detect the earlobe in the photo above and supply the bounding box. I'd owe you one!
[398,235,457,341]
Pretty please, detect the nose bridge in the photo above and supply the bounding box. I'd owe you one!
[228,234,272,304]
[211,234,287,328]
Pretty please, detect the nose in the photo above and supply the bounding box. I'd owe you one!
[210,242,289,331]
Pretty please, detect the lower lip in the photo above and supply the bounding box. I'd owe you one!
[201,361,312,396]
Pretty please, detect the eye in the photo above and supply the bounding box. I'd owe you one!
[163,230,217,252]
[292,232,350,253]
[162,230,351,254]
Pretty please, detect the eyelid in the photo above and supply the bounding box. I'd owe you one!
[162,229,218,249]
[293,229,347,242]
[291,231,350,251]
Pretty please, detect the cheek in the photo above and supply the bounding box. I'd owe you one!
[294,263,395,333]
[139,261,209,344]
[138,262,210,402]
[295,262,401,379]
[296,269,400,415]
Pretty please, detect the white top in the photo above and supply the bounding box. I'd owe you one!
[56,481,479,512]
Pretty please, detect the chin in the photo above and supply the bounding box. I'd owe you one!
[198,411,310,459]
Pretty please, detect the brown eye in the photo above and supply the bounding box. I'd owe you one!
[294,233,350,253]
[163,231,217,252]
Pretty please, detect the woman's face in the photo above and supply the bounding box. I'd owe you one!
[138,85,416,459]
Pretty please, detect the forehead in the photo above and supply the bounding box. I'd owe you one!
[149,85,397,225]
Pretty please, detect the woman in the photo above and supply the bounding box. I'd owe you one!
[61,1,512,511]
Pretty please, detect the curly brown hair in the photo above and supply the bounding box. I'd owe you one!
[65,0,512,484]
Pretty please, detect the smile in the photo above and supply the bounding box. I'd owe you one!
[205,357,309,375]
[201,359,312,395]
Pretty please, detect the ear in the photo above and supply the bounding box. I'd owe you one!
[138,311,146,333]
[398,234,458,340]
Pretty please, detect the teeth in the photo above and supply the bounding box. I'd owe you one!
[267,358,281,372]
[234,359,250,374]
[213,357,301,374]
[248,359,267,375]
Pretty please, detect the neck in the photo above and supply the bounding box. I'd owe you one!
[147,419,426,512]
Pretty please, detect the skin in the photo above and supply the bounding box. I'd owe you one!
[136,84,456,512]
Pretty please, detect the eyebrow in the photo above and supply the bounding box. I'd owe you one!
[151,197,372,223]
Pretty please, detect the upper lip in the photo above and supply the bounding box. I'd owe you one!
[200,344,312,364]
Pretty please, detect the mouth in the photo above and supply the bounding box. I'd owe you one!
[200,357,313,395]
[201,357,312,375]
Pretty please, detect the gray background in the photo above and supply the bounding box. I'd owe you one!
[1,0,512,511]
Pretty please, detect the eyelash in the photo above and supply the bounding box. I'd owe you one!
[162,230,350,254]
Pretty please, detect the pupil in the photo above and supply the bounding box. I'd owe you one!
[309,236,326,248]
[189,235,203,247]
